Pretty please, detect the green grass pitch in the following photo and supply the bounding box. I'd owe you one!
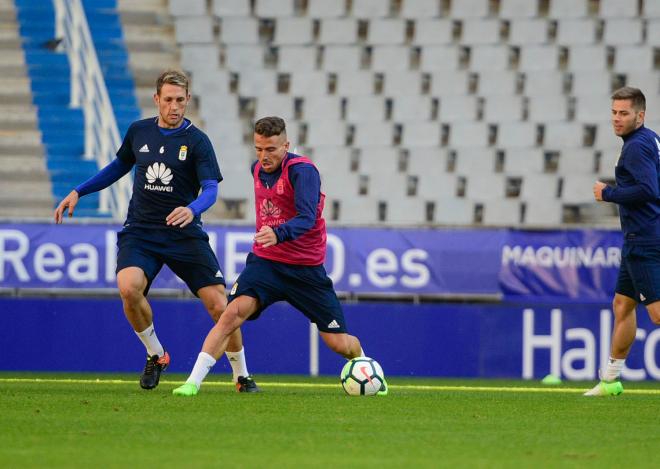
[1,373,658,468]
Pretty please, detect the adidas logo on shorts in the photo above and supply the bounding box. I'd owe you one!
[327,320,340,329]
[215,270,223,278]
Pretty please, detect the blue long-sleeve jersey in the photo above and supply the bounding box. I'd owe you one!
[602,124,660,244]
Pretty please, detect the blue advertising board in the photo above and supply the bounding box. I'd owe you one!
[1,298,658,381]
[0,223,624,301]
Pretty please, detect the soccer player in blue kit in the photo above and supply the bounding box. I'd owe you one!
[54,70,259,392]
[588,87,660,396]
[173,116,387,397]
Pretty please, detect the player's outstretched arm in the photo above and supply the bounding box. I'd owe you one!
[54,190,80,224]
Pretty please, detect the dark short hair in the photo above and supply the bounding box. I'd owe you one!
[254,116,287,137]
[611,86,646,112]
[156,69,189,95]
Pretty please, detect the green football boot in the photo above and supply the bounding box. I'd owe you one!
[583,380,623,397]
[377,378,389,396]
[172,382,199,397]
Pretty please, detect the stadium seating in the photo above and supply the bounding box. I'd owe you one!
[8,0,660,226]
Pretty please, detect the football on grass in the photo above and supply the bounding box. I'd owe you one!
[340,357,385,396]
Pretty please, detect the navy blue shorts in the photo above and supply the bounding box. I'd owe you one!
[116,226,225,296]
[228,253,347,333]
[615,243,660,305]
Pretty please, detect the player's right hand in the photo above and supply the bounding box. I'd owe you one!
[54,190,80,224]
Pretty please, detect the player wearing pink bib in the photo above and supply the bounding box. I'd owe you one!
[173,116,387,396]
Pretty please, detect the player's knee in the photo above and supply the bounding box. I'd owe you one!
[117,283,143,304]
[612,295,634,317]
[207,298,228,322]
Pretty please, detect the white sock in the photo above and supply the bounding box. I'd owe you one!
[225,347,249,382]
[602,357,625,381]
[185,352,217,389]
[135,324,165,358]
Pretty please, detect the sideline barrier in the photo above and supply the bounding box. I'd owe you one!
[1,298,658,380]
[0,223,622,301]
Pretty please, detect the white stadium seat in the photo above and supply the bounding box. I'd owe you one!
[450,0,490,19]
[599,0,639,18]
[352,0,391,18]
[386,198,428,225]
[277,46,318,71]
[603,19,643,46]
[319,19,359,45]
[499,0,539,18]
[367,19,407,45]
[508,19,549,45]
[571,71,612,96]
[567,46,608,71]
[370,46,411,72]
[614,46,654,72]
[345,96,387,122]
[391,96,434,122]
[524,199,563,225]
[461,19,501,45]
[289,71,329,95]
[322,46,363,72]
[548,0,588,19]
[384,71,424,96]
[412,19,453,44]
[503,149,545,175]
[482,199,521,226]
[468,45,511,71]
[401,0,441,18]
[482,95,524,122]
[558,149,597,175]
[497,122,537,148]
[477,71,520,95]
[170,0,206,16]
[430,71,472,96]
[401,121,442,147]
[254,0,295,17]
[518,46,559,71]
[219,18,260,45]
[419,46,461,71]
[175,17,214,44]
[527,96,569,123]
[449,123,491,148]
[213,0,251,17]
[274,18,314,45]
[307,0,347,18]
[434,198,474,225]
[556,19,598,45]
[335,71,376,95]
[303,96,342,121]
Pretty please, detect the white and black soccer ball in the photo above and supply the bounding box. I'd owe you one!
[340,357,385,396]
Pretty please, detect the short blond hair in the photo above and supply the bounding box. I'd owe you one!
[156,69,189,95]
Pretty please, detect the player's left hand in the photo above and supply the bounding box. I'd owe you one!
[254,225,278,247]
[166,206,194,227]
[593,181,607,201]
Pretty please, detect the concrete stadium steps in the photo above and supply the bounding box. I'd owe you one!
[0,0,53,219]
[0,106,38,131]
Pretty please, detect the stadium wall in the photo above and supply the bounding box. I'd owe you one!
[1,298,659,381]
[1,222,658,380]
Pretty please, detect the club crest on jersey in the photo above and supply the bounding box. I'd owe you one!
[276,179,284,194]
[178,145,188,161]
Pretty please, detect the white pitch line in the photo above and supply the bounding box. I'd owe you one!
[0,378,659,395]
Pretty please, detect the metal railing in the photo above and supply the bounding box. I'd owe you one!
[54,0,131,218]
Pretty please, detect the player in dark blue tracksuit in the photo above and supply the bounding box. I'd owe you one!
[54,70,258,392]
[588,86,660,396]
